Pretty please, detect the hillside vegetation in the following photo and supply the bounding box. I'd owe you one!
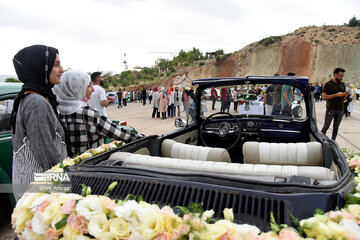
[103,16,360,91]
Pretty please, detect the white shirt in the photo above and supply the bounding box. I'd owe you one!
[88,85,107,117]
[169,91,175,104]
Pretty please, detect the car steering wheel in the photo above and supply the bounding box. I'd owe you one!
[200,112,241,150]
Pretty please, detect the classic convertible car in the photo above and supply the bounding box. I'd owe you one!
[66,76,354,230]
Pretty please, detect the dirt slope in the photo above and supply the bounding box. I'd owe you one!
[139,25,360,89]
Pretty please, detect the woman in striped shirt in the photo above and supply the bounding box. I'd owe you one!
[11,45,68,200]
[53,70,142,157]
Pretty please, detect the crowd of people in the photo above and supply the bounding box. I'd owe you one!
[115,85,195,120]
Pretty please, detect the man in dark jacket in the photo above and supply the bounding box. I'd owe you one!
[321,67,349,140]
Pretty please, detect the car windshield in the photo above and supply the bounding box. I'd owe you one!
[201,83,306,119]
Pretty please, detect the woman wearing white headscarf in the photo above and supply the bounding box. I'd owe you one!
[158,87,169,119]
[53,70,141,156]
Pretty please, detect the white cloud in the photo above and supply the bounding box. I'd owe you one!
[0,0,359,75]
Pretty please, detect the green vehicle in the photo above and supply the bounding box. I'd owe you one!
[0,83,22,216]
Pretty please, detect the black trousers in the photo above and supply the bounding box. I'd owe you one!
[234,102,238,112]
[321,110,343,140]
[212,98,216,109]
[152,107,160,118]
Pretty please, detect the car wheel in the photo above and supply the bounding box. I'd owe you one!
[293,106,302,118]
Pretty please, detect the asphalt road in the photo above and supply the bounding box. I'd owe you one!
[106,100,360,152]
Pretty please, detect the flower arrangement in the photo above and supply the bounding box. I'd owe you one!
[12,183,261,240]
[12,147,360,239]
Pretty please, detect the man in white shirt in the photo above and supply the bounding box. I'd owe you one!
[88,72,109,116]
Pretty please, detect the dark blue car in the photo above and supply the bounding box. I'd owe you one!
[66,76,353,231]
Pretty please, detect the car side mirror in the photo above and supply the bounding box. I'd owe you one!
[175,118,186,128]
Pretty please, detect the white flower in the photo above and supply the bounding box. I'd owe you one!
[30,194,55,213]
[80,152,93,160]
[63,157,75,166]
[339,219,360,239]
[16,193,42,210]
[235,224,261,240]
[76,195,103,220]
[223,208,234,222]
[57,193,83,205]
[42,200,60,222]
[88,213,109,238]
[21,228,43,240]
[114,200,140,219]
[129,231,146,240]
[201,210,215,222]
[31,211,49,235]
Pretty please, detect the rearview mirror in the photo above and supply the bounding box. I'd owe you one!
[175,118,186,128]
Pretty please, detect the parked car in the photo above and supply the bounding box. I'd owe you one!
[66,76,353,231]
[0,83,22,214]
[107,92,117,103]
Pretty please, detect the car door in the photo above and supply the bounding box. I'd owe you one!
[0,95,16,181]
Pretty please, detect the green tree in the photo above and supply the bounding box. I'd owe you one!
[5,78,20,83]
[345,16,360,27]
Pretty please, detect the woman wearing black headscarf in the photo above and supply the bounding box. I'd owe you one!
[11,45,68,200]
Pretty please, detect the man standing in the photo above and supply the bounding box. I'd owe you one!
[88,71,109,116]
[210,87,218,110]
[117,88,122,108]
[122,88,127,106]
[281,72,295,117]
[264,84,275,115]
[321,68,349,140]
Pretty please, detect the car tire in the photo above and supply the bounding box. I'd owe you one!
[293,106,303,118]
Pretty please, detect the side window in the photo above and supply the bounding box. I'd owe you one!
[0,98,14,134]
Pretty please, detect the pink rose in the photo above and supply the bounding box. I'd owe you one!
[45,228,58,240]
[161,206,175,215]
[328,210,357,223]
[67,213,88,234]
[349,159,360,168]
[25,220,32,231]
[61,199,76,214]
[100,196,116,210]
[178,224,190,236]
[255,233,276,240]
[37,200,50,212]
[278,229,302,240]
[219,230,236,240]
[153,231,172,240]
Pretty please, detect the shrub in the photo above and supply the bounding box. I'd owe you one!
[183,62,189,67]
[345,16,360,27]
[356,32,360,39]
[5,78,20,83]
[216,56,221,63]
[199,62,204,66]
[258,36,282,46]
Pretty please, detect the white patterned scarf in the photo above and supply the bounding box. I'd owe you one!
[53,70,90,115]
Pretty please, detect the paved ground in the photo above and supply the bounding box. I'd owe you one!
[2,100,360,238]
[107,100,360,152]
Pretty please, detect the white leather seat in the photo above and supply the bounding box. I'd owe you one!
[161,139,231,163]
[242,142,323,166]
[109,152,336,180]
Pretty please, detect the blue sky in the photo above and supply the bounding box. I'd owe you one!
[0,0,359,76]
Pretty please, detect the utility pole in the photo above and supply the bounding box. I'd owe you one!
[123,53,128,71]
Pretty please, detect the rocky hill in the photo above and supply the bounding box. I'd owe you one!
[142,25,360,89]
